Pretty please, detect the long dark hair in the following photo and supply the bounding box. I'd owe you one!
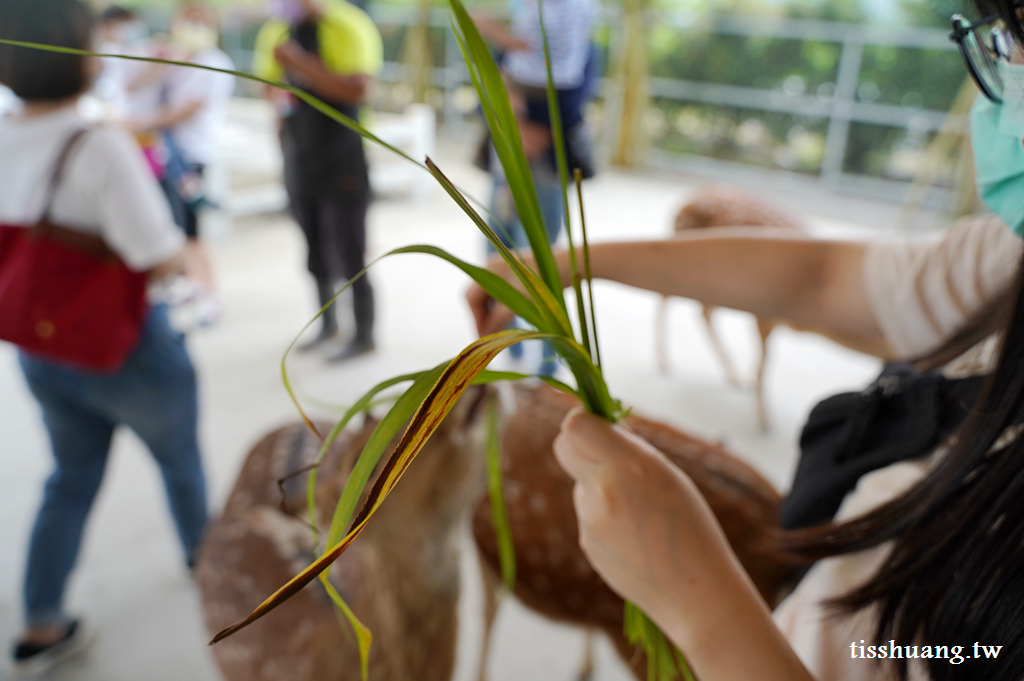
[776,7,1024,676]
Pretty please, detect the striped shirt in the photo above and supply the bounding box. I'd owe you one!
[863,214,1021,359]
[503,0,597,90]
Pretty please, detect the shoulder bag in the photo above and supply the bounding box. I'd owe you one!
[0,129,150,371]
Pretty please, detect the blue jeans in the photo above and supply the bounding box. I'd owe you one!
[18,304,208,627]
[487,163,564,376]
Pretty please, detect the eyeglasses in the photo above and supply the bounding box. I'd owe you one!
[950,13,1017,103]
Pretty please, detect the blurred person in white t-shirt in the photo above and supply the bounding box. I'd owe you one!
[95,7,163,123]
[95,6,168,178]
[129,2,234,317]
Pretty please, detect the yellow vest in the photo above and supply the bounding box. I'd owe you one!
[253,0,383,82]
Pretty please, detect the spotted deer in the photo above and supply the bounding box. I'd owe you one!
[472,381,802,680]
[195,380,799,681]
[195,386,492,681]
[657,184,807,430]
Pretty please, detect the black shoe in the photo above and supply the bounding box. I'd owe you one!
[327,338,376,363]
[12,620,92,678]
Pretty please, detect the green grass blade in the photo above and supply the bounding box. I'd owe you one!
[424,160,573,337]
[473,370,580,398]
[279,238,568,434]
[445,0,566,302]
[548,336,617,419]
[485,397,516,591]
[576,169,602,369]
[537,2,591,358]
[0,37,504,221]
[624,602,694,681]
[304,371,428,545]
[320,573,373,681]
[325,362,449,548]
[0,38,414,163]
[388,245,546,330]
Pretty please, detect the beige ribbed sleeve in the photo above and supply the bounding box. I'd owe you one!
[862,215,1022,359]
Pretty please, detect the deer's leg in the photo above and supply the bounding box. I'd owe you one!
[655,296,671,374]
[577,629,596,681]
[702,306,741,388]
[755,317,775,431]
[476,552,503,681]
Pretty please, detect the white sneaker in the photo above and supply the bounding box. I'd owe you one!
[10,620,93,679]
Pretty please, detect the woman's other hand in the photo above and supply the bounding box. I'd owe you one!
[466,281,516,337]
[465,254,520,337]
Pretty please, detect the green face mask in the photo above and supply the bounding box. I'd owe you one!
[971,61,1024,236]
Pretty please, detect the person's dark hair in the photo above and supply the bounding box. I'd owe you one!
[774,44,1024,681]
[0,0,93,102]
[776,253,1024,681]
[100,5,137,25]
[772,7,1024,677]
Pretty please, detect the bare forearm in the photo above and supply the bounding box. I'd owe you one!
[127,63,165,93]
[555,230,882,345]
[472,14,524,52]
[132,100,203,132]
[150,251,186,278]
[303,68,369,106]
[659,561,813,681]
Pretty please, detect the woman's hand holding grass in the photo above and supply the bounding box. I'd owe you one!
[553,408,815,681]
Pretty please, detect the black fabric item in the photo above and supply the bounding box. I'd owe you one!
[13,620,77,661]
[281,19,368,196]
[780,363,985,530]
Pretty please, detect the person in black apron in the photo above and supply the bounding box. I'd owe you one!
[270,3,376,361]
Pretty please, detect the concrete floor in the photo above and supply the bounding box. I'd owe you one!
[0,121,923,680]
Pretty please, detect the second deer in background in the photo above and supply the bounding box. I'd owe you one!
[658,184,808,430]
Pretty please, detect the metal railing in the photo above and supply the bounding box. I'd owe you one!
[641,14,964,202]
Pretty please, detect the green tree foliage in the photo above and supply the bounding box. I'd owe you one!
[639,0,968,179]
